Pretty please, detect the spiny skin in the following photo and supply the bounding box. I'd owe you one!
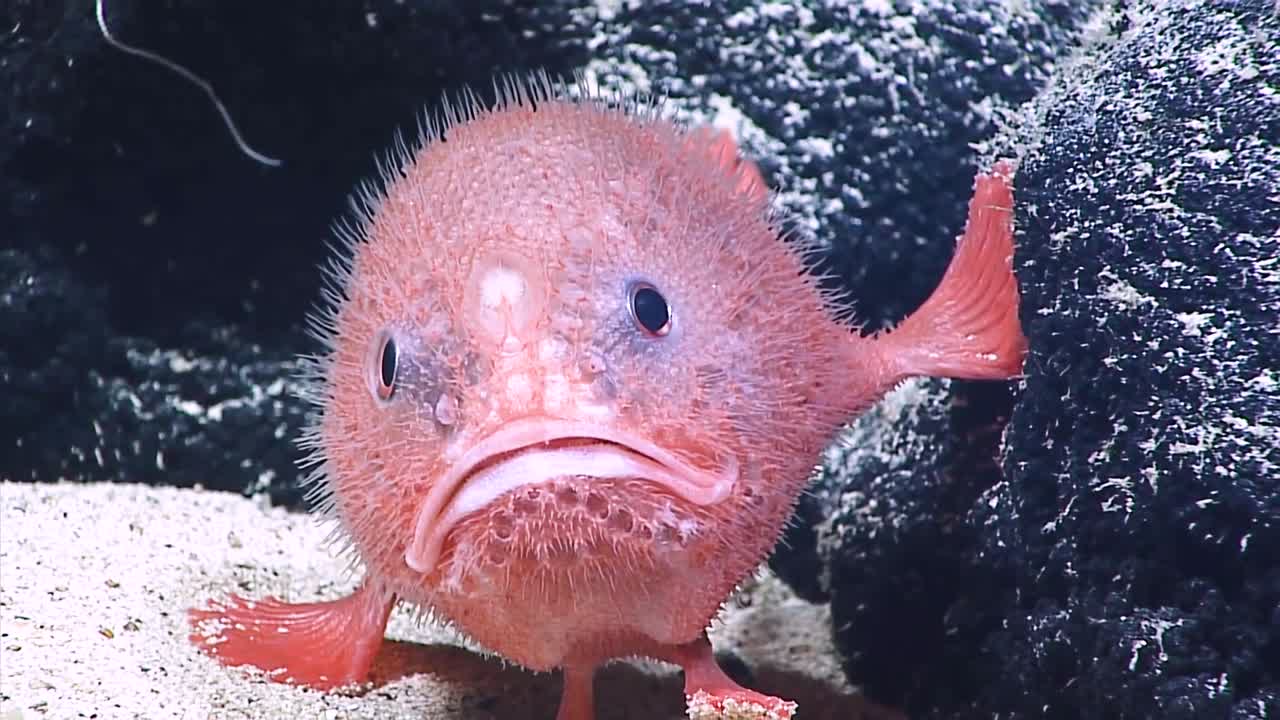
[325,94,865,661]
[190,75,1026,720]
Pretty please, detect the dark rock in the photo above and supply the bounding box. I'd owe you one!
[807,376,1019,711]
[2,246,312,505]
[978,1,1279,716]
[800,1,1279,718]
[2,0,594,502]
[1,247,110,426]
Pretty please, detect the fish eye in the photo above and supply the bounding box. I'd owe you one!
[628,281,672,337]
[371,331,398,401]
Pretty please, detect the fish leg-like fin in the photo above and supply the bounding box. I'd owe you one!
[876,160,1027,381]
[188,582,395,690]
[555,665,596,720]
[660,634,797,720]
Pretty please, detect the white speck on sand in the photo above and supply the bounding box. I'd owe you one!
[0,482,897,720]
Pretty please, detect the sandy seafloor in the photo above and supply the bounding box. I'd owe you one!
[0,481,901,720]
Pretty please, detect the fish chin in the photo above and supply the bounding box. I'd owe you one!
[403,419,737,575]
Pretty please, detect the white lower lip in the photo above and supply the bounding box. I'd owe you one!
[444,443,675,522]
[403,420,738,575]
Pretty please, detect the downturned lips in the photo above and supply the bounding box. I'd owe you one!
[404,418,738,574]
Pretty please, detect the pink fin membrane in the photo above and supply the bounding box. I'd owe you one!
[879,159,1027,381]
[690,125,769,204]
[188,583,395,690]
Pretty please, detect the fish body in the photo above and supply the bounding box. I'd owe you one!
[191,75,1026,720]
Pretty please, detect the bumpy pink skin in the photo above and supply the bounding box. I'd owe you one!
[324,99,876,665]
[190,83,1026,720]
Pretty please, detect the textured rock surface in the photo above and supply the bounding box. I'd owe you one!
[802,1,1280,718]
[2,0,593,504]
[985,2,1279,716]
[2,246,307,504]
[804,377,1019,710]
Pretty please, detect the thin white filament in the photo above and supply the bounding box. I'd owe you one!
[95,0,283,168]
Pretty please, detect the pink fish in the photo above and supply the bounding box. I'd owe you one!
[190,76,1026,720]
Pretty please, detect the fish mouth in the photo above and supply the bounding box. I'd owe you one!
[404,417,738,574]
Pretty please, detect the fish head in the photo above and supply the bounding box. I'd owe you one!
[308,93,842,628]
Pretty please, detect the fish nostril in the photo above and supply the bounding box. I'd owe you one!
[582,349,608,375]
